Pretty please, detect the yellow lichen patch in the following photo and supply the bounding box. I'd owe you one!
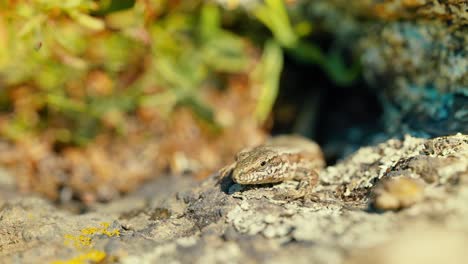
[80,222,120,237]
[64,234,93,249]
[63,222,119,249]
[51,249,106,264]
[56,222,119,263]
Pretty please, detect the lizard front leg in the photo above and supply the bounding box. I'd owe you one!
[294,168,319,197]
[274,168,319,200]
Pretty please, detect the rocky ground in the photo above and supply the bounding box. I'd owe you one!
[0,133,467,263]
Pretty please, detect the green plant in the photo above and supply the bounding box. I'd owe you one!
[253,0,360,85]
[0,1,255,144]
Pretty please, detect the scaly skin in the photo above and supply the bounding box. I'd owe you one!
[220,135,325,198]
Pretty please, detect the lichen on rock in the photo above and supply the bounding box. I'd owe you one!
[3,134,466,263]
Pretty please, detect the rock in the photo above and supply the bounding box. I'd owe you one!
[347,222,468,264]
[0,134,467,263]
[300,0,467,137]
[371,177,425,211]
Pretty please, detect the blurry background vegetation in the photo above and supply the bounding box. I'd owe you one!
[0,0,357,203]
[1,0,251,144]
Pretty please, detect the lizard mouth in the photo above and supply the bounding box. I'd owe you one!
[231,169,250,184]
[231,169,242,183]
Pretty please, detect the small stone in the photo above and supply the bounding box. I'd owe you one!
[240,201,250,210]
[372,177,425,210]
[264,214,277,224]
[374,192,399,210]
[263,225,277,238]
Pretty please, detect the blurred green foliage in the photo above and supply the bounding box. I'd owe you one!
[252,0,360,86]
[0,0,251,144]
[254,40,282,123]
[0,0,359,145]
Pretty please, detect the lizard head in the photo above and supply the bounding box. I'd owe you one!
[232,146,282,185]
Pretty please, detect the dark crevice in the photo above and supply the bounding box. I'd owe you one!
[271,52,383,165]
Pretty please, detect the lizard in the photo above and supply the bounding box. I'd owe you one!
[219,135,325,199]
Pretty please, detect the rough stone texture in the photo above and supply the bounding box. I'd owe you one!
[299,0,467,136]
[0,133,467,263]
[306,0,468,24]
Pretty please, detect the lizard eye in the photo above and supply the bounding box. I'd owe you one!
[260,161,266,166]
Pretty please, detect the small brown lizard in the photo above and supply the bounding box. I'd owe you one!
[220,135,325,198]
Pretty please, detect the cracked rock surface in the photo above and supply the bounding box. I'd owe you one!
[301,0,467,137]
[0,134,467,263]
